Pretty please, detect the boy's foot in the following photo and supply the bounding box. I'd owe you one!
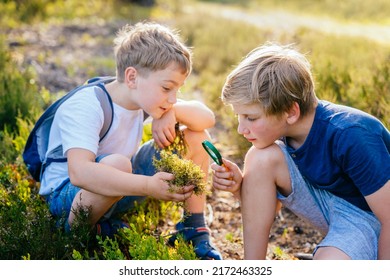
[95,219,129,238]
[168,222,223,260]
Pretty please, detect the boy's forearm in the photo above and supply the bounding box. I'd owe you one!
[173,100,215,131]
[71,161,150,197]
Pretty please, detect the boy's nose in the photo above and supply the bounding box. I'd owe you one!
[237,122,248,135]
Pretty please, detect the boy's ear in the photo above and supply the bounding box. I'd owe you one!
[286,102,301,124]
[124,67,137,88]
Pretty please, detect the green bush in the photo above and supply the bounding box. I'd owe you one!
[1,0,389,260]
[0,163,96,260]
[0,0,53,27]
[0,37,43,132]
[0,161,195,259]
[120,198,197,260]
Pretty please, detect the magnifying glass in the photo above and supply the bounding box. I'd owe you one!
[202,140,233,181]
[202,140,224,166]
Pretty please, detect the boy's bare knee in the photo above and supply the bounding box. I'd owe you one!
[99,154,132,173]
[244,144,292,197]
[245,144,284,169]
[183,129,210,146]
[182,129,210,156]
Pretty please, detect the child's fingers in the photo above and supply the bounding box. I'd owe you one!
[210,162,224,171]
[212,172,234,186]
[180,185,195,193]
[153,131,171,148]
[212,179,236,192]
[157,172,175,181]
[212,165,233,181]
[221,158,237,170]
[172,185,194,201]
[211,162,230,174]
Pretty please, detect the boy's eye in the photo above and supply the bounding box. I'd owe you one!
[247,117,257,122]
[162,87,171,91]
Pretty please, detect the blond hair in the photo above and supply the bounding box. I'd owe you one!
[222,43,316,117]
[114,22,192,82]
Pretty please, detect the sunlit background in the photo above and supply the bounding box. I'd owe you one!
[1,0,389,260]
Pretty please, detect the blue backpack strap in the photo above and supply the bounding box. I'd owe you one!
[95,83,114,141]
[40,77,114,179]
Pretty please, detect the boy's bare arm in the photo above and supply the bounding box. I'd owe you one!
[173,100,215,131]
[66,148,194,201]
[152,99,215,148]
[366,180,390,259]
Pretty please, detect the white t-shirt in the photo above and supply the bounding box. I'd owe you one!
[40,86,144,195]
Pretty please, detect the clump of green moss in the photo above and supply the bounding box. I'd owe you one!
[153,150,206,196]
[161,123,188,158]
[152,123,206,196]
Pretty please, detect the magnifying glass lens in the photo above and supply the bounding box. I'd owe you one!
[205,146,216,157]
[202,140,223,165]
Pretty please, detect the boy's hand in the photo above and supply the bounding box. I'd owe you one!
[211,159,242,198]
[146,172,194,202]
[152,109,177,148]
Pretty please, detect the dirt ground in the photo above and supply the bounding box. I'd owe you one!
[7,18,324,260]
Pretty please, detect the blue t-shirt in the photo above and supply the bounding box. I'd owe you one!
[285,100,390,211]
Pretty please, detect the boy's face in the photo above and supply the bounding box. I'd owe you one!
[135,63,187,119]
[233,103,287,149]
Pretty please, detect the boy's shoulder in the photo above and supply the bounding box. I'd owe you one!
[317,100,384,132]
[22,77,115,182]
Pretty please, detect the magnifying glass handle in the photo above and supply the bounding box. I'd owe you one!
[201,140,232,180]
[220,163,233,181]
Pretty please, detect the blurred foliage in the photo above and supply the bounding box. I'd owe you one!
[175,10,389,157]
[0,37,43,132]
[251,0,390,23]
[0,0,154,29]
[0,0,54,27]
[199,0,251,5]
[0,0,389,259]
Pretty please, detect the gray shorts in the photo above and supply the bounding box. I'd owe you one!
[275,141,381,260]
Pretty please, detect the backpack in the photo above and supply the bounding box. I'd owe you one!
[23,76,115,182]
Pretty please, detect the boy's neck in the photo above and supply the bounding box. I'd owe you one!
[286,108,316,150]
[105,80,139,110]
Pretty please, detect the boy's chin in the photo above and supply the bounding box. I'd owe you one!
[153,112,164,119]
[147,111,163,120]
[253,141,274,150]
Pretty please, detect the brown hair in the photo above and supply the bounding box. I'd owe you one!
[222,43,316,117]
[114,21,192,82]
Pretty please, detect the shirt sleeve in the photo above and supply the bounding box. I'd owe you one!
[336,126,390,196]
[57,89,104,156]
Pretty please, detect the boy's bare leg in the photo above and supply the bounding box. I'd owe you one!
[182,129,210,213]
[172,129,222,259]
[241,144,291,259]
[68,154,131,226]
